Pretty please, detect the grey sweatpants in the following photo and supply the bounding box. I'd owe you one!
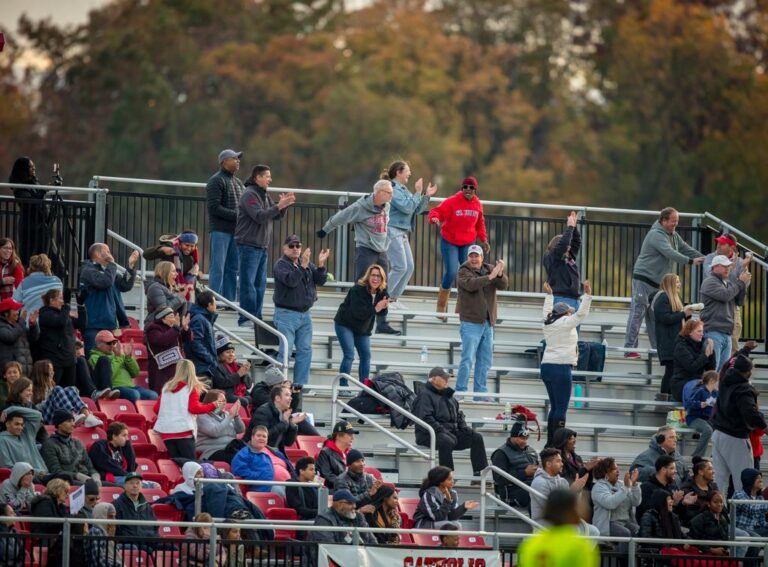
[624,278,658,349]
[712,429,753,493]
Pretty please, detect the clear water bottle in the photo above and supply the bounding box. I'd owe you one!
[504,402,512,420]
[420,346,429,363]
[574,384,584,408]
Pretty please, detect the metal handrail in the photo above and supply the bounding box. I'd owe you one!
[0,181,109,195]
[483,491,543,531]
[203,286,289,375]
[479,465,545,532]
[91,175,704,217]
[331,373,436,468]
[107,229,147,322]
[703,212,768,257]
[193,477,329,517]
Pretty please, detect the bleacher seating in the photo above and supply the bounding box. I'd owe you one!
[246,491,285,513]
[71,426,106,451]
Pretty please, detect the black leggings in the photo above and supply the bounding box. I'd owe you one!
[165,437,197,464]
[53,365,77,389]
[660,361,673,395]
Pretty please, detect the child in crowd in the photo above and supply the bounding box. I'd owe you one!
[143,230,200,300]
[182,512,224,566]
[683,370,719,459]
[220,524,245,567]
[0,461,38,513]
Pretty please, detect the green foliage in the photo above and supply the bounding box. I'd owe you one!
[3,0,768,240]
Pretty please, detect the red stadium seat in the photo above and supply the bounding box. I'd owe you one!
[153,550,181,566]
[285,448,309,465]
[101,486,124,502]
[135,457,159,474]
[135,400,157,425]
[121,549,151,566]
[364,466,383,480]
[127,428,156,459]
[43,424,56,436]
[295,435,326,457]
[127,317,140,330]
[152,503,184,523]
[158,524,183,538]
[0,469,10,482]
[266,507,298,540]
[212,461,231,473]
[147,430,168,458]
[142,487,168,503]
[119,328,145,343]
[157,459,182,485]
[399,533,414,544]
[398,497,419,525]
[98,399,147,431]
[411,533,441,546]
[459,535,489,548]
[399,511,412,530]
[134,371,150,390]
[246,492,285,513]
[80,397,98,412]
[129,343,149,371]
[71,426,106,451]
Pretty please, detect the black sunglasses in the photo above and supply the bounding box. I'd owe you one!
[287,243,302,249]
[462,185,477,191]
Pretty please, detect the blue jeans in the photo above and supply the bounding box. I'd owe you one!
[334,323,371,385]
[387,227,414,299]
[456,321,493,393]
[540,363,572,421]
[116,386,158,402]
[439,238,470,289]
[208,231,239,301]
[274,307,313,386]
[238,245,267,323]
[705,330,731,371]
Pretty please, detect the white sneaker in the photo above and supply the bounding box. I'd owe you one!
[389,300,407,310]
[84,414,104,428]
[73,414,87,426]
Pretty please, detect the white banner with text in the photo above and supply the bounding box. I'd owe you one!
[317,543,501,567]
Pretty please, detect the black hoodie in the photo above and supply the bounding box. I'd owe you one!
[712,368,766,438]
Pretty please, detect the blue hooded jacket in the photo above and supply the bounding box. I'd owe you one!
[185,303,218,377]
[231,445,295,492]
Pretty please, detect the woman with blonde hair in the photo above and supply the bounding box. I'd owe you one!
[333,264,390,386]
[12,253,62,322]
[0,238,24,301]
[651,273,693,398]
[144,260,186,325]
[153,359,224,462]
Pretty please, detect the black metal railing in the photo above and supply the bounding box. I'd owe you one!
[105,190,766,341]
[0,195,96,292]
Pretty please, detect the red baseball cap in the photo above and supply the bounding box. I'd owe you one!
[0,298,23,313]
[715,234,737,247]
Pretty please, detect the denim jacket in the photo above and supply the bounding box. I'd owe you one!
[388,180,429,231]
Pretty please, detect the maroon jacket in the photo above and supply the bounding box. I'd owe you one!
[145,320,192,393]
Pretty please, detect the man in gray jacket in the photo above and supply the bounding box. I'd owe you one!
[317,179,400,334]
[700,254,751,370]
[0,407,47,475]
[308,489,377,545]
[206,149,245,301]
[235,164,295,326]
[624,208,704,358]
[629,426,689,485]
[491,416,539,507]
[41,409,100,485]
[333,449,382,508]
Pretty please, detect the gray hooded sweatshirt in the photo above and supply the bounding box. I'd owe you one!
[530,468,569,522]
[633,221,702,287]
[630,435,689,485]
[0,461,38,513]
[321,195,390,253]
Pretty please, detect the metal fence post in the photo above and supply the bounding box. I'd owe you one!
[194,479,202,516]
[690,215,703,303]
[578,208,588,283]
[89,180,107,243]
[209,522,218,567]
[62,519,71,566]
[318,486,329,515]
[627,539,636,567]
[336,195,349,283]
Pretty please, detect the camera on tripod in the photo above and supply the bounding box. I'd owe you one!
[51,163,63,187]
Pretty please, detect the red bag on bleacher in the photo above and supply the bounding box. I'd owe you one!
[511,405,541,441]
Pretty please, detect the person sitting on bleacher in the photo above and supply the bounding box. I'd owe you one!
[30,359,103,427]
[531,448,597,537]
[491,415,540,508]
[550,428,599,486]
[89,330,158,402]
[231,425,294,496]
[185,291,220,384]
[678,457,718,527]
[247,383,306,453]
[0,406,47,476]
[412,366,489,477]
[250,366,318,437]
[113,472,162,545]
[30,478,83,566]
[364,484,401,544]
[41,409,101,486]
[630,426,689,485]
[84,502,122,567]
[196,390,245,463]
[286,456,319,523]
[316,420,356,489]
[88,421,139,486]
[0,503,25,565]
[0,461,38,514]
[308,489,377,546]
[590,457,640,539]
[213,339,251,406]
[79,243,139,355]
[412,465,478,529]
[733,468,768,538]
[636,455,691,523]
[334,449,382,509]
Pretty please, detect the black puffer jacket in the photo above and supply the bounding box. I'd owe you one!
[368,372,416,429]
[671,335,716,402]
[0,317,38,376]
[246,401,298,452]
[36,304,85,369]
[651,291,688,363]
[713,367,766,439]
[412,382,469,447]
[542,225,581,299]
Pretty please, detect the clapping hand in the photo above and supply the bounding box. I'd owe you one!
[28,310,38,326]
[682,492,697,506]
[229,400,241,417]
[464,500,480,510]
[583,280,592,295]
[127,250,140,269]
[317,249,330,267]
[566,211,577,228]
[572,472,589,491]
[369,479,384,496]
[705,339,714,357]
[425,182,438,197]
[300,248,311,269]
[181,313,190,331]
[739,270,752,284]
[277,192,296,210]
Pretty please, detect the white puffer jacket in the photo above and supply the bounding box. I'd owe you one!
[541,294,592,365]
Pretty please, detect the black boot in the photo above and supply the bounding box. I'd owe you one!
[376,314,401,336]
[545,416,555,448]
[550,419,566,446]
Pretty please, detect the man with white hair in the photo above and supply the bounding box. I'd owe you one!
[700,254,751,370]
[317,180,400,334]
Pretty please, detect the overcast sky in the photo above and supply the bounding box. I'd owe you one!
[0,0,108,29]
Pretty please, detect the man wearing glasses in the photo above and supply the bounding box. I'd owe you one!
[272,235,329,386]
[206,149,246,301]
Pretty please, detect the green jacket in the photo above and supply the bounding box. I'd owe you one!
[88,350,140,389]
